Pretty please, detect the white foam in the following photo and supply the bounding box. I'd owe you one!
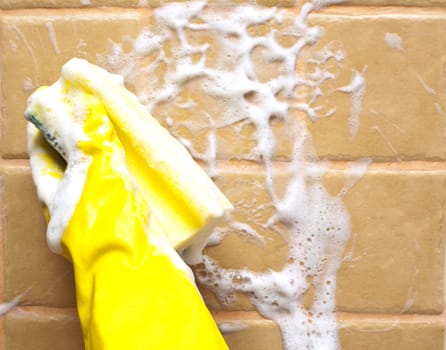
[0,294,23,317]
[338,69,366,140]
[26,79,91,254]
[99,2,368,349]
[338,158,372,198]
[218,322,248,333]
[23,77,34,92]
[417,74,436,95]
[206,228,228,246]
[384,32,404,51]
[434,102,444,115]
[45,22,60,55]
[230,221,265,246]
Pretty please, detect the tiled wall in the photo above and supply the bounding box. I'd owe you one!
[1,0,446,349]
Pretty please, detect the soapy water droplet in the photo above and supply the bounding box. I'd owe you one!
[98,1,369,349]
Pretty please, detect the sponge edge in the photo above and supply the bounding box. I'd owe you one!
[27,57,233,264]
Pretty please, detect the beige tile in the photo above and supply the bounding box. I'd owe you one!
[2,166,76,307]
[197,163,446,314]
[306,9,446,160]
[330,165,446,314]
[0,8,143,158]
[5,308,83,350]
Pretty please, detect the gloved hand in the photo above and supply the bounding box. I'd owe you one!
[25,61,229,350]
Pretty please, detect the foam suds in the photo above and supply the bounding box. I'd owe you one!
[98,2,368,349]
[230,221,266,246]
[434,102,444,115]
[218,322,249,333]
[337,158,372,198]
[417,74,436,96]
[23,77,34,92]
[384,32,404,51]
[338,69,366,140]
[26,79,92,254]
[45,22,61,55]
[0,293,24,317]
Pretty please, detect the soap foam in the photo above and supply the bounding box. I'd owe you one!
[26,79,92,254]
[417,74,436,96]
[98,2,368,349]
[337,68,366,140]
[0,294,23,317]
[384,32,404,51]
[218,322,249,333]
[45,22,61,55]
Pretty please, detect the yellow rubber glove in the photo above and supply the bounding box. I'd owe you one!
[26,62,229,350]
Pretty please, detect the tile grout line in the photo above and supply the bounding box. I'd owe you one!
[3,157,446,170]
[7,305,446,321]
[1,3,446,11]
